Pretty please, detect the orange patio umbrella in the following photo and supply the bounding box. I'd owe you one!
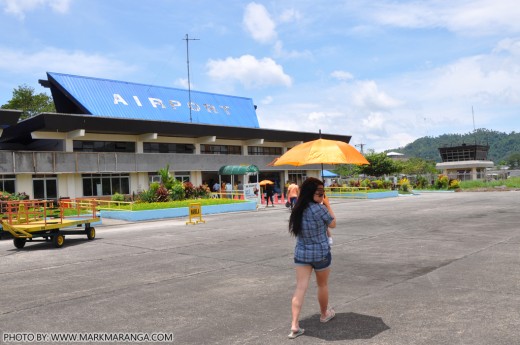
[259,179,274,186]
[273,138,369,178]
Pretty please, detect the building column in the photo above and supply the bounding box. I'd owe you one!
[136,141,144,153]
[65,139,74,152]
[57,174,78,198]
[130,172,149,196]
[471,167,477,180]
[16,174,33,199]
[192,171,202,186]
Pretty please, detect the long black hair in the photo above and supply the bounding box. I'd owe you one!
[289,177,324,237]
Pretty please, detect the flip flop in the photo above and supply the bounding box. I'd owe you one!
[288,328,305,339]
[320,308,336,323]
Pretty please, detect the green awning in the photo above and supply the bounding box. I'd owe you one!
[218,165,259,175]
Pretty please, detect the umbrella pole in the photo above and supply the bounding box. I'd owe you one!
[319,129,324,183]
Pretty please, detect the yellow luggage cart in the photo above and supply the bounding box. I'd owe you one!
[0,199,100,249]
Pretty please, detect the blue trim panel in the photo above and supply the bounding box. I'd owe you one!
[99,202,257,222]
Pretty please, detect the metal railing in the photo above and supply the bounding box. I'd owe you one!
[209,190,245,200]
[64,199,134,211]
[1,199,98,227]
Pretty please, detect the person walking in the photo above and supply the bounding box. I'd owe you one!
[265,183,275,207]
[287,181,299,210]
[288,177,336,339]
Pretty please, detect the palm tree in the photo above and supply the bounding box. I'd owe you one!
[158,164,174,190]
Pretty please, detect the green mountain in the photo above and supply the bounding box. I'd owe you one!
[388,129,520,164]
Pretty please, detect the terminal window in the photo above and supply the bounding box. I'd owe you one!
[143,143,195,153]
[200,144,242,155]
[82,173,130,196]
[74,141,135,153]
[248,146,282,155]
[0,175,16,193]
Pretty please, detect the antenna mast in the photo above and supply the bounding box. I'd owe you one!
[183,34,199,123]
[472,106,476,132]
[355,142,365,154]
[472,106,477,144]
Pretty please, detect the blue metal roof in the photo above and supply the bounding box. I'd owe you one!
[47,72,260,128]
[322,170,338,177]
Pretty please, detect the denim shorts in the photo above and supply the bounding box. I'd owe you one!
[294,252,332,271]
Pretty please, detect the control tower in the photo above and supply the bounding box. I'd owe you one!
[436,143,494,180]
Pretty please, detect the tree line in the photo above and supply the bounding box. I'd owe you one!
[334,153,439,179]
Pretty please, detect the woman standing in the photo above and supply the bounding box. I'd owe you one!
[288,177,336,339]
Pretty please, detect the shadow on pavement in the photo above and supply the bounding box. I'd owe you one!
[299,312,390,341]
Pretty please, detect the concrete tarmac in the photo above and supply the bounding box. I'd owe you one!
[0,191,519,344]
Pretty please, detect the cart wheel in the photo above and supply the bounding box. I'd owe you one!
[13,238,26,249]
[86,227,96,240]
[53,233,65,248]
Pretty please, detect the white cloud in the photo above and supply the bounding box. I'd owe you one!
[308,111,327,122]
[48,0,69,13]
[365,0,520,36]
[391,38,520,107]
[273,40,312,59]
[243,3,309,62]
[206,55,292,89]
[260,95,273,105]
[430,56,520,103]
[220,2,520,152]
[278,8,301,23]
[493,37,520,55]
[0,47,137,78]
[330,70,354,82]
[243,2,277,44]
[175,78,189,89]
[361,112,385,131]
[344,37,520,149]
[351,80,403,110]
[359,130,417,152]
[2,0,70,19]
[255,76,407,152]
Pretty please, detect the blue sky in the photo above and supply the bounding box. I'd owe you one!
[1,0,519,152]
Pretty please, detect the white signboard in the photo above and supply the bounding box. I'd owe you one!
[244,183,260,203]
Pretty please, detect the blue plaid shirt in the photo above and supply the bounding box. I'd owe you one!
[294,202,334,262]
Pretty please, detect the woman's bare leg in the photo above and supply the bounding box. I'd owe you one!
[291,266,312,331]
[315,268,331,317]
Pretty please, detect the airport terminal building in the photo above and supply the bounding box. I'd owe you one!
[0,72,352,200]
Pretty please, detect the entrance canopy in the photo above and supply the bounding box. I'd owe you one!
[218,165,259,175]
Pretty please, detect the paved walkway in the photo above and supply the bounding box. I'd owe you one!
[0,191,519,344]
